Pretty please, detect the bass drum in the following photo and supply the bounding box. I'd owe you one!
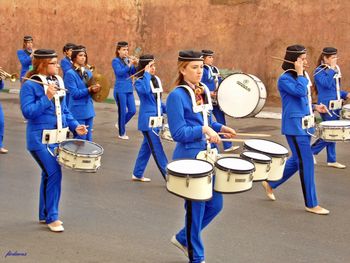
[217,73,267,118]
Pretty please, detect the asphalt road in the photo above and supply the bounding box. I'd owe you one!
[0,91,349,263]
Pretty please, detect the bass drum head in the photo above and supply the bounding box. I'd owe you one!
[167,159,213,177]
[60,139,104,157]
[217,73,266,118]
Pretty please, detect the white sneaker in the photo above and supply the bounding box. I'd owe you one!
[170,235,188,258]
[132,175,151,182]
[327,162,346,169]
[224,145,240,152]
[313,155,317,165]
[118,135,129,140]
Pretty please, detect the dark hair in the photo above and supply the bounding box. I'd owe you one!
[71,45,88,64]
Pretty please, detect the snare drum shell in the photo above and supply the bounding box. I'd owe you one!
[166,174,213,201]
[58,147,102,172]
[214,168,253,193]
[319,125,350,141]
[240,151,271,182]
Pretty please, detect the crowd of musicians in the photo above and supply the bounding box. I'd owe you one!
[0,35,349,263]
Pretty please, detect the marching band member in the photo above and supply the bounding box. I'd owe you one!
[167,50,236,263]
[64,45,99,141]
[201,49,237,152]
[112,41,137,140]
[60,43,76,76]
[262,45,329,215]
[311,47,350,169]
[17,35,34,82]
[0,76,8,153]
[20,49,88,232]
[132,55,168,182]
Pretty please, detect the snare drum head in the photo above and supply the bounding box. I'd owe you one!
[167,159,213,177]
[217,73,266,118]
[241,151,272,163]
[215,157,255,173]
[60,139,103,156]
[320,120,350,127]
[244,139,288,157]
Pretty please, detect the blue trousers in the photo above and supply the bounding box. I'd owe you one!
[114,91,136,136]
[311,139,336,163]
[269,135,318,208]
[74,117,94,141]
[175,190,223,263]
[30,146,62,224]
[212,105,232,150]
[0,103,4,148]
[133,130,168,180]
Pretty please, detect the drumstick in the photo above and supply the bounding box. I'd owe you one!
[22,77,68,91]
[270,56,310,68]
[320,103,333,117]
[221,138,246,142]
[218,132,271,137]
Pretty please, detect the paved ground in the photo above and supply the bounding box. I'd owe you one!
[0,87,349,263]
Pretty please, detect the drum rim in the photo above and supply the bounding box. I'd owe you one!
[243,139,289,158]
[59,139,104,157]
[166,158,214,178]
[166,187,213,201]
[240,151,272,164]
[215,157,255,174]
[217,73,263,118]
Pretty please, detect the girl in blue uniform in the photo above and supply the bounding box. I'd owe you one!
[17,36,34,82]
[262,45,329,215]
[132,55,168,182]
[201,49,237,152]
[112,41,137,140]
[0,77,8,153]
[64,45,99,141]
[311,47,350,169]
[20,49,87,232]
[60,43,75,76]
[167,50,236,263]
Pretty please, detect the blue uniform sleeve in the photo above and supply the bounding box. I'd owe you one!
[62,97,79,131]
[201,67,210,83]
[112,59,133,77]
[64,72,89,99]
[208,112,222,132]
[314,68,336,91]
[278,75,308,97]
[20,82,52,119]
[135,72,151,94]
[17,50,32,67]
[60,58,72,74]
[0,80,4,90]
[340,90,348,100]
[166,91,203,143]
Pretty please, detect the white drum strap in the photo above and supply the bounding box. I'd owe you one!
[150,75,163,118]
[334,65,341,101]
[179,84,213,127]
[304,72,314,116]
[206,65,220,90]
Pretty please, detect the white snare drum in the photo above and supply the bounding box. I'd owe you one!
[58,139,104,172]
[214,157,255,193]
[341,104,350,120]
[166,159,213,201]
[243,139,288,182]
[217,73,266,118]
[318,120,350,141]
[240,151,272,182]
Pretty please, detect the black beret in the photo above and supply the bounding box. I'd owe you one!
[202,49,214,56]
[117,41,128,47]
[23,35,33,42]
[139,54,154,62]
[282,44,307,71]
[33,49,57,59]
[178,50,203,61]
[72,45,86,53]
[63,43,76,52]
[322,47,337,55]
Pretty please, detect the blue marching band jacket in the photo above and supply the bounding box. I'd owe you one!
[20,75,79,151]
[112,57,136,93]
[17,49,32,80]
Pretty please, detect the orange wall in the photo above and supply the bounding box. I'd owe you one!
[1,0,349,105]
